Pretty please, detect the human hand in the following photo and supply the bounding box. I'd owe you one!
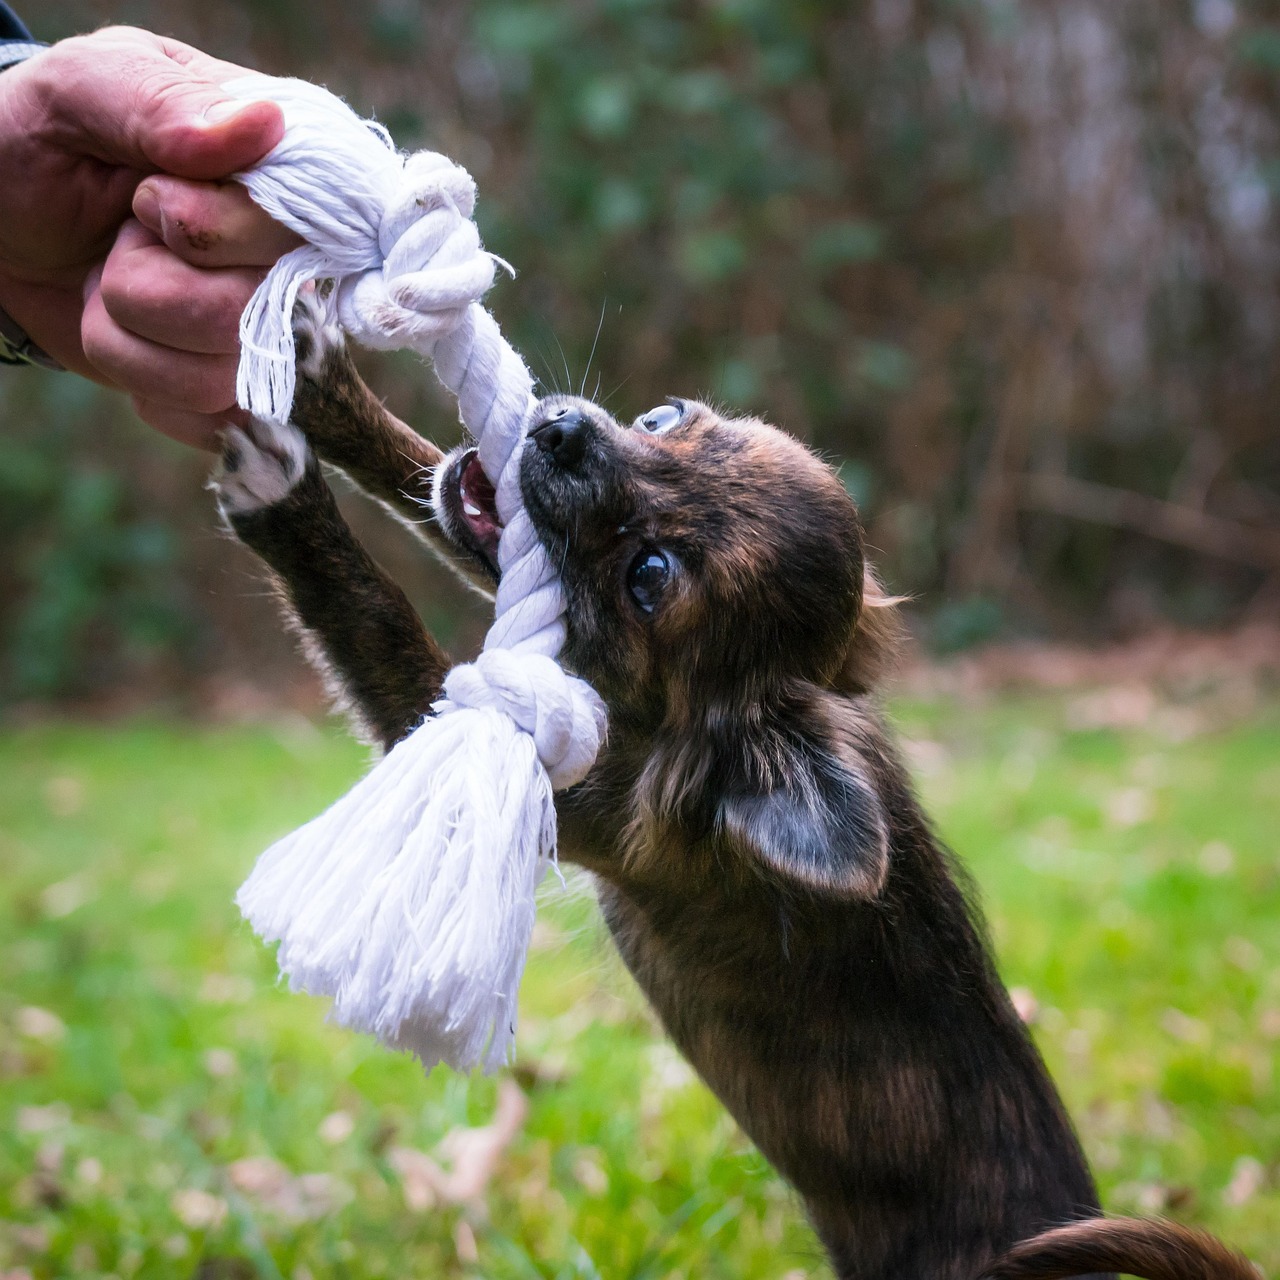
[0,27,301,447]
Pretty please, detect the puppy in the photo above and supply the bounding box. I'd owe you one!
[214,320,1255,1280]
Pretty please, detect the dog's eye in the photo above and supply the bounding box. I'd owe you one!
[637,401,683,434]
[627,548,672,614]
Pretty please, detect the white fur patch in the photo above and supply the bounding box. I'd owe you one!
[215,419,309,516]
[294,286,345,382]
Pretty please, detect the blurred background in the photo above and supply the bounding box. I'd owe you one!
[3,0,1279,708]
[2,4,1279,1280]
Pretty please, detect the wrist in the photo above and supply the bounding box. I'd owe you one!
[0,19,55,367]
[0,273,83,373]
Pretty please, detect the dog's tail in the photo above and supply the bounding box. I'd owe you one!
[980,1216,1257,1280]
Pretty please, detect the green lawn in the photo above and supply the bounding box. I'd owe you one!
[1,692,1277,1279]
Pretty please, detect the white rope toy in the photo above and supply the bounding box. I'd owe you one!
[225,75,606,1072]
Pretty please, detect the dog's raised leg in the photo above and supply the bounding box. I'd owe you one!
[215,418,447,751]
[286,302,459,545]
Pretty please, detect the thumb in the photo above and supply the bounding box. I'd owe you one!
[131,87,285,180]
[46,30,286,179]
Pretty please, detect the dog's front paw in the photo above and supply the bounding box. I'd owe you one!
[293,285,346,384]
[213,419,310,517]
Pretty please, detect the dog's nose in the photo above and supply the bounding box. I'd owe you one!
[529,406,589,470]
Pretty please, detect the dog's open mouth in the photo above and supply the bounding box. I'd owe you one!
[455,448,502,566]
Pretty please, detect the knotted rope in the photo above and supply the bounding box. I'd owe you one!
[226,75,606,1071]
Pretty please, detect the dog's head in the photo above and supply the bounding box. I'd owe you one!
[435,395,900,897]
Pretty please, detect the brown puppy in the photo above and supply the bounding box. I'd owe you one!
[214,321,1255,1280]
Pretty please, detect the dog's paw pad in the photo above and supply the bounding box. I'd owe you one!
[293,285,345,381]
[214,419,309,516]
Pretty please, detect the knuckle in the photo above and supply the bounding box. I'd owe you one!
[92,24,150,41]
[100,255,167,322]
[96,257,134,313]
[79,310,118,371]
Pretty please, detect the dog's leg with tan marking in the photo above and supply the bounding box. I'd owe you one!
[215,417,447,750]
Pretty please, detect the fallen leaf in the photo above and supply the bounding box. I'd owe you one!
[390,1078,528,1211]
[226,1156,351,1222]
[573,1148,609,1196]
[387,1147,439,1213]
[16,1104,70,1135]
[15,1008,65,1044]
[39,873,93,919]
[453,1220,479,1264]
[203,1049,238,1079]
[197,974,254,1005]
[171,1188,228,1230]
[318,1111,354,1145]
[1223,1156,1266,1207]
[1223,936,1262,972]
[1103,787,1155,828]
[43,776,84,818]
[1198,842,1235,876]
[11,1224,49,1254]
[1160,1008,1209,1046]
[1066,685,1156,731]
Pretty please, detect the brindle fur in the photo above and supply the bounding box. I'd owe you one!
[227,445,447,751]
[223,333,1250,1280]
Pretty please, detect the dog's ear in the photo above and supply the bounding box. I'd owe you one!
[719,715,890,900]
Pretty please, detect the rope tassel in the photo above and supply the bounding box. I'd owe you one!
[226,75,607,1072]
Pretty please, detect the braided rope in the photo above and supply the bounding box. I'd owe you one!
[226,75,606,1070]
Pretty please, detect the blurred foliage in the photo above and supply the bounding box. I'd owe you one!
[5,0,1280,700]
[0,373,198,701]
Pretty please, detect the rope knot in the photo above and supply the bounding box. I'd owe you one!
[443,651,607,790]
[337,150,498,352]
[228,75,501,416]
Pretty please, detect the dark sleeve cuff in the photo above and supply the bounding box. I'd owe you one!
[0,40,42,70]
[0,8,57,369]
[0,306,62,370]
[0,3,35,41]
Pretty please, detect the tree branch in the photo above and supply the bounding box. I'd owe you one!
[1016,472,1280,571]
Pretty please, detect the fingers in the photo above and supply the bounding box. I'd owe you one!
[82,255,241,417]
[36,27,285,179]
[80,176,301,446]
[83,208,295,438]
[133,176,302,269]
[97,219,262,353]
[131,396,243,452]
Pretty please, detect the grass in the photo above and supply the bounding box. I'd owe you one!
[0,690,1277,1279]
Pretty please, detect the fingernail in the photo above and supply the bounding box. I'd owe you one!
[133,182,161,232]
[202,99,249,125]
